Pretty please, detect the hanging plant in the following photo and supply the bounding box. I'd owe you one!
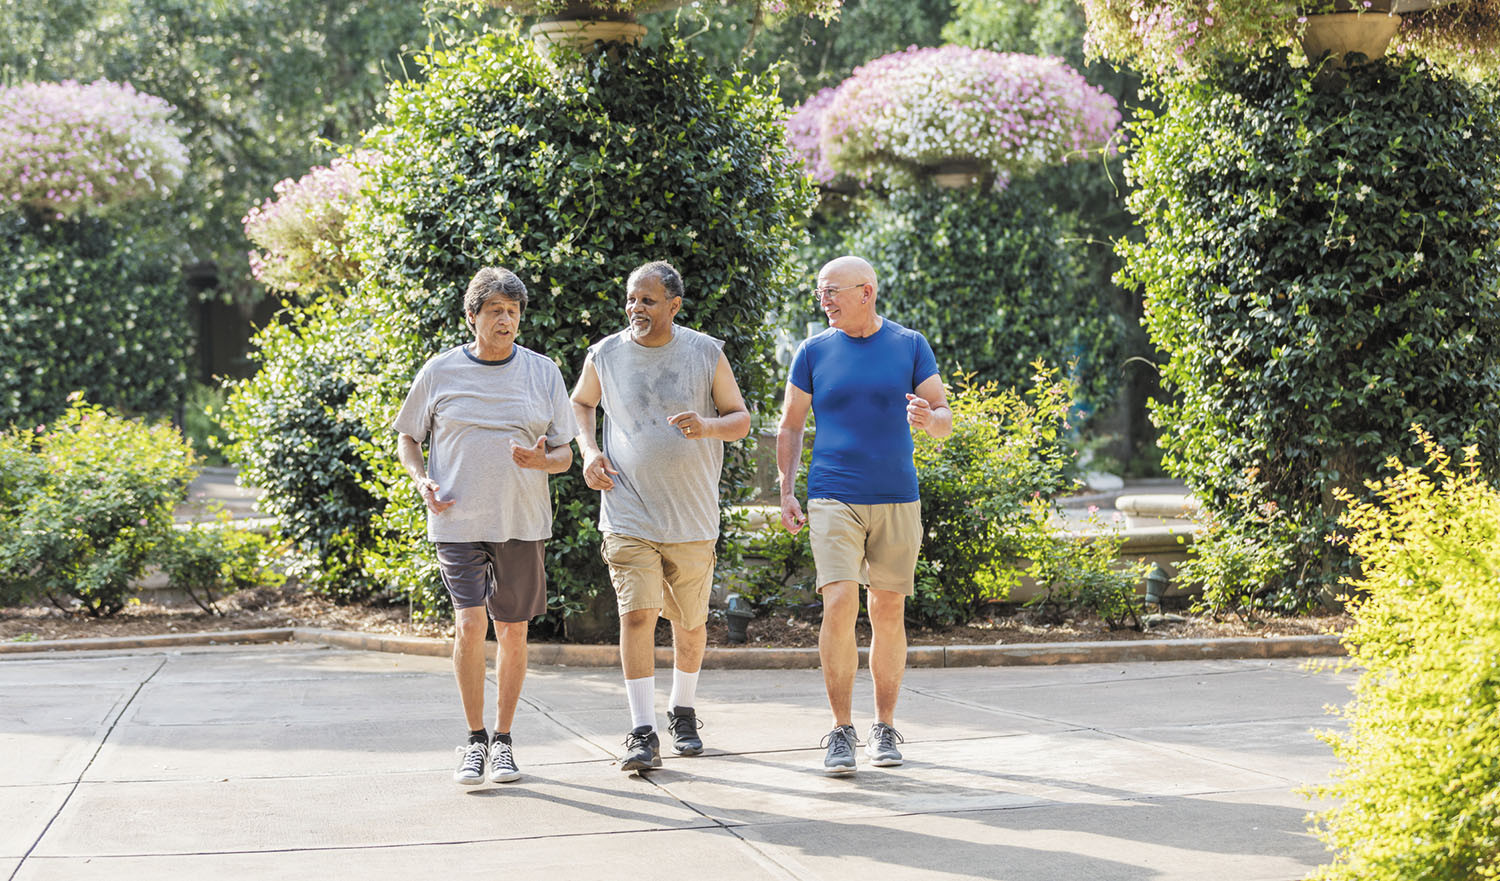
[811,45,1120,191]
[0,80,189,221]
[1079,0,1500,79]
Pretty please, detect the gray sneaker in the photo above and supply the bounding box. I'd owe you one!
[866,722,905,767]
[453,740,488,785]
[821,724,858,775]
[621,725,662,773]
[487,736,520,783]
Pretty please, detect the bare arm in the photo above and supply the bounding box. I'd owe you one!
[510,435,574,473]
[906,374,953,439]
[569,353,617,490]
[397,432,455,513]
[775,382,813,533]
[667,351,751,441]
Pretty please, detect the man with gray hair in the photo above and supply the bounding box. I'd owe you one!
[394,266,577,786]
[571,260,750,773]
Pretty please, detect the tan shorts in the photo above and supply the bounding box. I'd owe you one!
[600,533,716,629]
[808,498,922,596]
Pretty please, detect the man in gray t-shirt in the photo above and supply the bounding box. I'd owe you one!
[394,267,576,787]
[571,261,749,773]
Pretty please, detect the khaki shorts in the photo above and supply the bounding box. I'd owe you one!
[601,533,716,629]
[808,498,922,596]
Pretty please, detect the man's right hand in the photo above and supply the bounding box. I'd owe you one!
[583,451,620,491]
[779,494,806,534]
[415,477,456,514]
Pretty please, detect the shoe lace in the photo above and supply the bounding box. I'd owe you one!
[490,740,515,770]
[668,711,703,738]
[624,730,654,750]
[872,724,904,750]
[821,726,854,757]
[458,742,486,775]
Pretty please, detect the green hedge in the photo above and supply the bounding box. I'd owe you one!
[1121,56,1500,609]
[345,32,813,626]
[1310,438,1500,881]
[0,216,188,428]
[843,185,1123,411]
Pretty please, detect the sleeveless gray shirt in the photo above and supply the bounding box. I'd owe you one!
[591,325,725,543]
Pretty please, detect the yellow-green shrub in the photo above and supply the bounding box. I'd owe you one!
[1310,433,1500,881]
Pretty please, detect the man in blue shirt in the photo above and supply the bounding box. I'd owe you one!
[776,255,952,774]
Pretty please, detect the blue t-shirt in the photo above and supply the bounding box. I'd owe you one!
[789,319,940,504]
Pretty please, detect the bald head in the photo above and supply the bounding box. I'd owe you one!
[818,255,877,291]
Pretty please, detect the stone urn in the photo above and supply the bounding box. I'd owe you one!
[1300,11,1402,67]
[928,159,987,190]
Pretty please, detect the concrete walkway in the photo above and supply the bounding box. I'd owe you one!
[2,645,1353,880]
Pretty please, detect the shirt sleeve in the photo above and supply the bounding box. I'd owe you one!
[912,333,940,389]
[391,363,433,441]
[789,340,813,394]
[545,362,579,447]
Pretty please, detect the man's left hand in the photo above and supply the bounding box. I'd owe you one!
[905,393,935,430]
[667,411,707,440]
[511,436,550,470]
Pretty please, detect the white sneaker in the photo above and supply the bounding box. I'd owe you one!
[487,738,520,783]
[453,740,487,785]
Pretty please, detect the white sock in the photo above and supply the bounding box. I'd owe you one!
[625,676,656,731]
[669,668,699,711]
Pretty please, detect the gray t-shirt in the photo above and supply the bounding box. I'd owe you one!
[591,325,725,543]
[393,344,578,543]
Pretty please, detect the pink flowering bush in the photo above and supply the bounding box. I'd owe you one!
[818,46,1121,190]
[1081,0,1500,79]
[489,0,841,19]
[784,86,840,185]
[0,80,188,221]
[242,155,367,296]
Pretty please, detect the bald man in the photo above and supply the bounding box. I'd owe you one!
[776,255,952,775]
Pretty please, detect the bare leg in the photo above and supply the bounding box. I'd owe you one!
[620,608,659,680]
[866,588,907,725]
[452,606,490,731]
[493,620,528,733]
[669,620,706,676]
[819,580,861,727]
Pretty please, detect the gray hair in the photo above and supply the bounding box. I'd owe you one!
[627,260,684,300]
[463,267,528,330]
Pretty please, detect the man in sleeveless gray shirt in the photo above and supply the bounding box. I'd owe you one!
[394,267,577,787]
[571,261,750,773]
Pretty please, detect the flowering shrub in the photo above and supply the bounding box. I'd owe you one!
[818,45,1120,190]
[1081,0,1500,79]
[0,80,188,220]
[243,155,366,296]
[0,398,196,616]
[784,86,840,185]
[492,0,841,20]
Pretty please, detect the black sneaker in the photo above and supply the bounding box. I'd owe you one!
[666,706,704,756]
[866,721,905,767]
[488,736,521,783]
[621,725,662,773]
[821,724,858,775]
[453,740,487,785]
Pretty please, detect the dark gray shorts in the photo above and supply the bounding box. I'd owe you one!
[434,540,547,623]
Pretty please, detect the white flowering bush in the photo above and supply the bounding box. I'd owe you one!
[243,155,367,297]
[817,45,1121,190]
[1080,0,1500,80]
[0,80,188,220]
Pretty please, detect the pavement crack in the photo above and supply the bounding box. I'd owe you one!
[10,654,168,881]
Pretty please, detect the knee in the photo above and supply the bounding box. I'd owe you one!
[494,620,528,644]
[821,583,861,623]
[621,609,658,631]
[453,609,489,644]
[866,591,906,630]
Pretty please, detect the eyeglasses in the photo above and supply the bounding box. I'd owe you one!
[812,283,865,303]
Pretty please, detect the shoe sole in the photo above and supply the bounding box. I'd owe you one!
[671,743,703,756]
[869,757,903,767]
[620,757,662,772]
[488,770,521,783]
[454,774,485,785]
[823,764,856,775]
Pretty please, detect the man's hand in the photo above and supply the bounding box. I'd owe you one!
[779,494,806,534]
[667,410,706,439]
[583,450,620,490]
[511,436,551,471]
[414,477,456,514]
[906,393,936,431]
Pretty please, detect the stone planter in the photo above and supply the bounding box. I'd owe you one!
[1300,11,1402,66]
[928,159,987,190]
[529,18,647,53]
